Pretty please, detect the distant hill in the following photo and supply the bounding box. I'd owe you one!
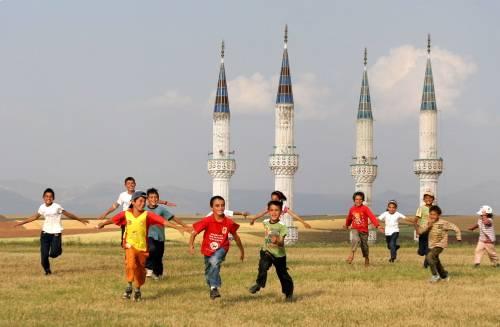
[0,179,498,216]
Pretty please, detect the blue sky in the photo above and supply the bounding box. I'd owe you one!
[0,1,499,205]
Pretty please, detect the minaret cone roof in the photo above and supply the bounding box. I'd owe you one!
[420,34,437,111]
[276,24,294,105]
[357,48,373,120]
[214,40,230,113]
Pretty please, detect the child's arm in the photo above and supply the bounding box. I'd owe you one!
[13,213,41,227]
[366,208,384,232]
[232,232,245,261]
[287,209,312,229]
[159,199,176,207]
[171,216,191,229]
[344,210,353,229]
[62,210,89,225]
[249,209,268,225]
[97,218,115,229]
[445,221,462,241]
[97,211,125,229]
[468,223,479,231]
[188,231,198,255]
[98,203,119,220]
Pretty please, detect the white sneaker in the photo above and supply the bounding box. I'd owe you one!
[146,269,153,278]
[429,275,441,283]
[442,276,450,282]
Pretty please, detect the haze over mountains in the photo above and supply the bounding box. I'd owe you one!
[0,179,498,216]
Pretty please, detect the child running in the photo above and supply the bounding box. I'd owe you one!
[418,205,461,283]
[249,191,311,229]
[468,205,498,268]
[97,191,185,301]
[189,196,244,300]
[248,200,294,302]
[414,190,435,268]
[145,188,189,279]
[344,191,384,266]
[14,188,89,275]
[378,200,407,262]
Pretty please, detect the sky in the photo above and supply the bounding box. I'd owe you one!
[0,1,499,207]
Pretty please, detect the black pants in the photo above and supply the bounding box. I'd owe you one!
[120,225,126,246]
[145,238,165,276]
[385,232,400,260]
[418,231,429,266]
[40,232,62,273]
[255,250,294,296]
[427,247,448,278]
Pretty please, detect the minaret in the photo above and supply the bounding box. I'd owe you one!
[351,48,377,208]
[208,41,236,209]
[269,25,299,244]
[413,34,443,205]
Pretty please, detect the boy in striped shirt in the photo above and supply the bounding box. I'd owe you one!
[469,205,498,268]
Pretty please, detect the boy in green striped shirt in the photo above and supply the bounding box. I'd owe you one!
[249,200,294,302]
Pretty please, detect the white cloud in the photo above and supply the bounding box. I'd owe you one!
[146,90,193,109]
[370,45,477,122]
[214,73,333,120]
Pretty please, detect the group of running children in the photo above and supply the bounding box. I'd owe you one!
[14,177,498,302]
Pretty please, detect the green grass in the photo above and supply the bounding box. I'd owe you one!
[1,241,499,326]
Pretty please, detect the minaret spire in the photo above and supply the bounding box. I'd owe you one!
[414,34,443,207]
[208,40,235,209]
[269,25,299,244]
[357,48,373,120]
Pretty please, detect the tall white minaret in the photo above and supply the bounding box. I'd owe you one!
[208,41,236,209]
[413,35,443,204]
[269,25,299,244]
[351,48,377,208]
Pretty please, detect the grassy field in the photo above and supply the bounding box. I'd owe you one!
[1,239,499,327]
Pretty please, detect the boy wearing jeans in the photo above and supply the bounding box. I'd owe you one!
[189,196,244,299]
[419,205,461,283]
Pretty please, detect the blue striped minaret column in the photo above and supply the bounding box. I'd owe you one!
[208,41,236,209]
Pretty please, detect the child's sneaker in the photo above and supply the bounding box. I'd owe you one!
[44,270,52,276]
[474,263,480,268]
[249,284,261,294]
[133,289,142,302]
[122,286,132,299]
[364,258,370,267]
[442,276,450,282]
[285,294,294,302]
[152,274,160,281]
[210,288,221,300]
[429,275,441,283]
[146,269,153,278]
[346,254,354,264]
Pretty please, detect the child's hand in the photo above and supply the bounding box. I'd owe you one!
[96,223,105,230]
[249,219,256,226]
[270,235,280,244]
[240,252,245,261]
[377,226,384,233]
[166,202,177,207]
[303,222,312,229]
[189,245,195,255]
[343,225,348,230]
[81,219,90,225]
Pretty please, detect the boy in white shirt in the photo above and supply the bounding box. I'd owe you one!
[14,188,89,275]
[378,200,406,262]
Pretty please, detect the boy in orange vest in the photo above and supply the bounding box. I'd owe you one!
[97,191,185,301]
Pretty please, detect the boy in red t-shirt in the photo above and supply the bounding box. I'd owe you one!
[344,191,384,266]
[189,196,244,299]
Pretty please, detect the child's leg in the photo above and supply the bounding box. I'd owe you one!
[484,243,498,266]
[427,247,446,277]
[385,235,391,250]
[125,248,137,285]
[156,240,165,276]
[359,232,369,258]
[49,233,62,258]
[274,255,294,296]
[204,248,226,289]
[40,232,52,273]
[474,241,485,265]
[134,250,148,288]
[418,232,429,267]
[348,230,360,262]
[255,250,273,288]
[390,233,399,260]
[435,250,448,278]
[145,237,156,273]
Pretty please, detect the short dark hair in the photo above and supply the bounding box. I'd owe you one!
[43,188,55,198]
[429,205,442,215]
[146,188,159,197]
[271,190,287,201]
[124,177,136,184]
[353,191,365,201]
[267,200,283,211]
[210,195,225,207]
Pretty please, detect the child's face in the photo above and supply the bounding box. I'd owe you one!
[43,192,54,206]
[147,193,159,206]
[125,180,136,193]
[132,197,146,211]
[387,203,397,214]
[423,195,434,206]
[271,194,280,201]
[211,199,225,216]
[268,205,282,221]
[428,210,440,222]
[354,195,363,206]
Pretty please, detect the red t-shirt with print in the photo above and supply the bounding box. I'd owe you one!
[193,214,240,256]
[345,205,379,233]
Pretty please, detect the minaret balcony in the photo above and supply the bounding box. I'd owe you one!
[208,158,236,178]
[413,158,443,175]
[269,154,299,175]
[350,164,378,180]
